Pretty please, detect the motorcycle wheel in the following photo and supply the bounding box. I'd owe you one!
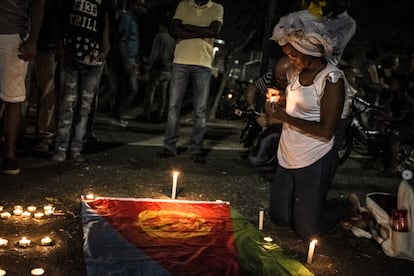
[337,125,354,166]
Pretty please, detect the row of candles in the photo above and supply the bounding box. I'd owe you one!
[0,205,54,219]
[0,268,45,275]
[0,236,53,248]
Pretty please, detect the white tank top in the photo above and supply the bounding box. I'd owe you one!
[277,64,345,169]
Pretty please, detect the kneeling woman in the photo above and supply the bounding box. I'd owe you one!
[266,13,356,239]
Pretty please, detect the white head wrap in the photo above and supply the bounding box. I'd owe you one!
[271,10,334,59]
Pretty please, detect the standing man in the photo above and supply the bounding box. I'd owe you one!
[321,0,356,66]
[33,0,58,154]
[109,0,147,127]
[0,0,45,174]
[52,0,111,162]
[157,0,224,164]
[142,19,176,123]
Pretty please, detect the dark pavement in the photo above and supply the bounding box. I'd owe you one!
[1,111,413,275]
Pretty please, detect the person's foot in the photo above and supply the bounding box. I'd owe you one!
[346,193,362,220]
[70,151,86,163]
[52,150,67,162]
[33,140,50,153]
[192,153,206,164]
[157,148,176,158]
[110,118,128,127]
[1,157,20,175]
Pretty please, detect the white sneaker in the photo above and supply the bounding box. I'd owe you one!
[110,119,128,127]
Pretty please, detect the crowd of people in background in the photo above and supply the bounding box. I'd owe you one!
[0,0,413,182]
[0,0,178,173]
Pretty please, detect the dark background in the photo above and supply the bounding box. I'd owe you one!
[141,0,412,56]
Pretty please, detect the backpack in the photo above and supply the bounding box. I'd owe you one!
[366,180,414,260]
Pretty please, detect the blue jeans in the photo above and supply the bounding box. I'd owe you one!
[163,64,211,154]
[111,58,138,119]
[269,149,350,239]
[55,60,103,152]
[143,70,171,119]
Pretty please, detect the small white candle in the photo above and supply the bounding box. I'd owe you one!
[0,238,8,247]
[171,171,179,200]
[22,211,31,218]
[44,210,53,216]
[0,212,11,219]
[31,268,45,275]
[263,236,273,242]
[307,239,318,264]
[0,269,6,276]
[41,236,53,246]
[13,209,23,216]
[27,206,37,212]
[0,206,3,212]
[85,193,95,200]
[18,237,31,247]
[258,209,264,230]
[43,206,54,216]
[13,205,23,210]
[34,212,45,219]
[43,205,53,212]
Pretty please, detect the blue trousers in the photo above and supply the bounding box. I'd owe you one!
[55,60,103,152]
[269,148,350,239]
[163,64,211,154]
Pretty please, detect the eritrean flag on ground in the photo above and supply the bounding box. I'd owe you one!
[81,197,312,276]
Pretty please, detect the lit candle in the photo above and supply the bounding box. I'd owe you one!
[263,236,273,242]
[258,209,264,230]
[85,193,95,200]
[0,206,3,212]
[0,269,6,276]
[27,206,37,212]
[43,205,53,212]
[43,206,54,216]
[13,205,23,210]
[22,211,31,218]
[171,171,179,200]
[13,209,23,216]
[307,239,318,264]
[40,236,53,246]
[0,212,11,219]
[31,268,45,275]
[0,238,8,247]
[34,212,45,219]
[18,237,31,247]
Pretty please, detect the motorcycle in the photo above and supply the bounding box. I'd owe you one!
[216,80,249,120]
[338,96,414,180]
[235,108,280,169]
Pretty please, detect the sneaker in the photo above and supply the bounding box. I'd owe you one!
[1,157,20,175]
[156,148,176,158]
[70,151,86,163]
[192,153,206,164]
[52,150,67,162]
[33,140,50,152]
[110,119,128,127]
